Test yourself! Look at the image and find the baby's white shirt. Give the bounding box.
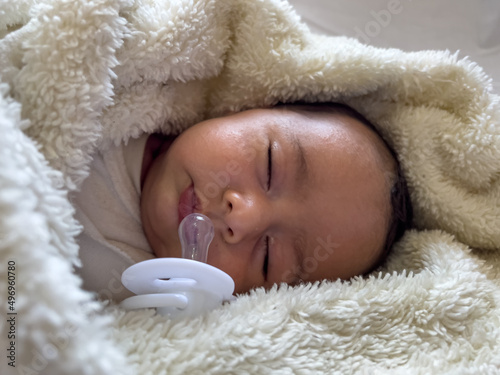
[73,135,154,301]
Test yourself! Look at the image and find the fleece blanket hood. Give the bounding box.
[1,0,499,374]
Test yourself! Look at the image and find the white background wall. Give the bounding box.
[288,0,500,94]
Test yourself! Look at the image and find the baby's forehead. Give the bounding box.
[270,106,396,181]
[289,105,392,150]
[272,104,362,130]
[271,106,374,144]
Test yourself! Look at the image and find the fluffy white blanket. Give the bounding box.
[1,0,500,374]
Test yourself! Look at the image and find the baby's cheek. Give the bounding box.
[277,266,301,285]
[206,242,232,276]
[206,244,250,294]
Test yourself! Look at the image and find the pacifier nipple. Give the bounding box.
[178,213,214,263]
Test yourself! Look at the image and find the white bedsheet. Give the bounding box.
[289,0,500,94]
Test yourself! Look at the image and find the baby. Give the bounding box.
[73,103,412,300]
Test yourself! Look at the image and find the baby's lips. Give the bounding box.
[178,184,195,224]
[193,188,203,212]
[178,202,192,221]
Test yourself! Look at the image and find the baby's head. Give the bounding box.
[141,103,412,293]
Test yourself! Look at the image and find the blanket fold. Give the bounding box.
[1,0,499,374]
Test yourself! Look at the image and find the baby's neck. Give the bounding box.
[141,133,175,189]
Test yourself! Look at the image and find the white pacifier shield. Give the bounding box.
[121,258,234,298]
[120,258,235,317]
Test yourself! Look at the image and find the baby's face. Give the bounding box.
[141,107,392,294]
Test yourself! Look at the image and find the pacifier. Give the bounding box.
[120,213,235,319]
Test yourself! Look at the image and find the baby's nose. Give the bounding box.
[221,189,267,244]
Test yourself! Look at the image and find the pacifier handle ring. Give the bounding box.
[121,293,189,311]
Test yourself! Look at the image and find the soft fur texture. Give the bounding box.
[0,0,499,374]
